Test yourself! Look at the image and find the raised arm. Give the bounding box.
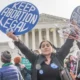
[7,32,38,64]
[57,38,74,62]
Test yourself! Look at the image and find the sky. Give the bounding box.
[0,0,80,42]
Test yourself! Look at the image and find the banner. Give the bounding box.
[58,6,80,41]
[0,1,39,35]
[70,6,80,28]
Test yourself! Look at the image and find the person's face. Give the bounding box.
[40,41,53,56]
[70,56,73,61]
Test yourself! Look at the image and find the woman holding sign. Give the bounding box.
[6,32,75,80]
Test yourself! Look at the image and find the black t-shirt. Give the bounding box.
[37,62,61,80]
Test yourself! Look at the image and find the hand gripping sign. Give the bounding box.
[0,1,39,35]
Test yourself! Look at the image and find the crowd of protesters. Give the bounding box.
[0,32,80,80]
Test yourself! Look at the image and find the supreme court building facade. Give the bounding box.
[0,13,72,66]
[19,13,69,50]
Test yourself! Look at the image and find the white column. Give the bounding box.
[60,38,64,46]
[25,33,29,47]
[39,29,42,44]
[32,29,35,50]
[46,28,49,41]
[53,28,57,47]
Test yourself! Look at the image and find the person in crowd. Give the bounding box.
[0,50,23,80]
[66,55,77,73]
[65,55,77,80]
[70,42,80,80]
[64,58,69,67]
[21,56,32,80]
[6,32,74,80]
[14,56,31,80]
[75,50,80,80]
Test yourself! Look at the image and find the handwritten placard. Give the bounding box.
[0,1,39,35]
[70,6,80,28]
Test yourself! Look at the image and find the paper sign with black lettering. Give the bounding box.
[70,6,80,28]
[0,1,39,35]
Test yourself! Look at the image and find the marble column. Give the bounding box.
[46,28,50,41]
[25,33,29,47]
[32,29,35,50]
[60,37,64,46]
[39,29,42,44]
[53,28,57,47]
